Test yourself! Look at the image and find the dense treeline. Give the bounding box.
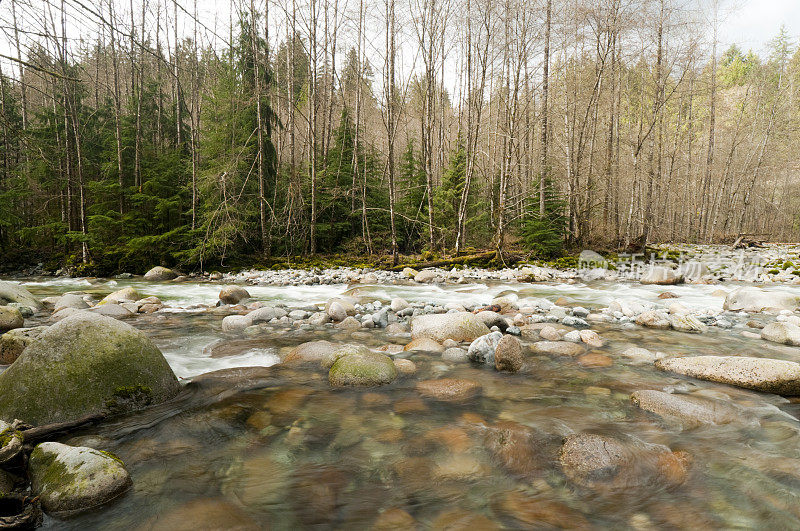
[0,0,799,273]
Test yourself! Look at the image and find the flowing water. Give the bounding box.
[9,276,800,529]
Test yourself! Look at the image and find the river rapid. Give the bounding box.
[7,272,800,529]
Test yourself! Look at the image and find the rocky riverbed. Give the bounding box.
[3,245,800,528]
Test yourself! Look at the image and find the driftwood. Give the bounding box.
[732,234,766,249]
[388,251,500,272]
[20,412,107,444]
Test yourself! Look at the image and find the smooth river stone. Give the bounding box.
[631,389,755,427]
[655,355,800,395]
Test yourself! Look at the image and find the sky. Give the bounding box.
[719,0,800,53]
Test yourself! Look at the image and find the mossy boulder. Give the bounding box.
[29,442,131,518]
[329,351,397,387]
[0,312,181,426]
[0,281,41,312]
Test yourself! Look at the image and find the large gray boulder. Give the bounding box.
[0,281,41,312]
[655,355,800,395]
[0,306,23,332]
[723,287,799,313]
[53,294,89,311]
[411,312,490,343]
[29,442,131,517]
[143,266,178,281]
[0,312,181,426]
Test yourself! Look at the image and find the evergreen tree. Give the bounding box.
[397,139,427,252]
[520,174,566,258]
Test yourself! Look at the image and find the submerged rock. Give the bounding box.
[142,498,259,531]
[29,442,131,518]
[0,326,47,365]
[328,351,397,387]
[143,266,178,281]
[411,312,490,343]
[484,421,550,478]
[492,491,590,528]
[655,355,800,395]
[631,390,754,428]
[416,378,482,402]
[403,337,444,353]
[0,312,180,426]
[559,432,687,492]
[723,287,799,313]
[0,306,23,332]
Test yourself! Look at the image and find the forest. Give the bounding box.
[0,0,799,273]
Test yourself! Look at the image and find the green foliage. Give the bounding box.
[520,174,566,258]
[397,139,428,252]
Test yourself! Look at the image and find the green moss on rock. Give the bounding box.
[0,312,180,426]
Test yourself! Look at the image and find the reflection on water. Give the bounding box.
[7,276,800,528]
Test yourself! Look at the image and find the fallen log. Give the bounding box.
[388,251,500,272]
[20,412,106,444]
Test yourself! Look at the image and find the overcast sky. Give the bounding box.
[719,0,800,52]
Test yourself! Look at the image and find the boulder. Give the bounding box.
[285,340,337,363]
[324,298,356,316]
[0,306,23,332]
[218,285,250,305]
[0,420,23,464]
[484,421,551,479]
[326,301,348,322]
[467,331,503,364]
[0,281,41,311]
[403,337,444,353]
[54,294,90,311]
[494,335,523,372]
[328,351,397,387]
[0,326,47,365]
[29,442,131,517]
[668,314,708,333]
[321,344,371,369]
[723,287,799,313]
[655,355,800,395]
[390,298,410,312]
[0,312,181,426]
[101,287,140,304]
[442,347,468,362]
[143,266,178,281]
[221,315,252,332]
[635,311,671,329]
[640,266,683,285]
[89,303,134,319]
[761,322,800,346]
[247,306,286,324]
[411,312,490,343]
[474,311,508,331]
[630,390,754,428]
[539,325,562,341]
[530,341,585,357]
[414,270,439,283]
